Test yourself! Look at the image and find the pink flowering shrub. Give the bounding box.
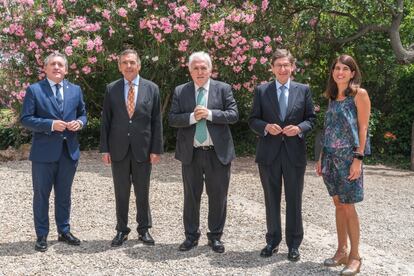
[1,1,304,117]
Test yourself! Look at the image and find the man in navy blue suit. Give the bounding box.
[21,52,87,252]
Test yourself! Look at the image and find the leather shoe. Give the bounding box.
[260,244,279,257]
[288,248,300,262]
[208,239,225,253]
[111,232,128,247]
[58,232,80,246]
[35,236,48,252]
[138,232,155,245]
[178,239,198,251]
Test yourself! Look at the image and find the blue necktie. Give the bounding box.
[195,87,207,144]
[55,83,63,112]
[279,85,287,120]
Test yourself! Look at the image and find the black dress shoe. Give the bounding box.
[138,232,155,245]
[260,244,279,257]
[58,232,80,246]
[208,239,225,253]
[35,236,48,252]
[111,232,128,247]
[288,248,300,262]
[178,239,198,251]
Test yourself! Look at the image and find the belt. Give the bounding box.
[194,146,214,151]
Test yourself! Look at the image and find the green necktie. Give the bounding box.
[195,87,207,143]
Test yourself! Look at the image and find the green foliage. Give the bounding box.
[79,117,101,150]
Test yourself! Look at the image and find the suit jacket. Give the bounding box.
[248,80,316,166]
[20,79,87,162]
[169,79,238,165]
[99,77,163,162]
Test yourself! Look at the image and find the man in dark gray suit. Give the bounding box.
[249,49,315,261]
[100,49,163,247]
[169,51,238,253]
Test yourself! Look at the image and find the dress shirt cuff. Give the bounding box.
[51,120,55,131]
[298,126,303,138]
[207,110,212,121]
[77,120,84,130]
[189,112,197,125]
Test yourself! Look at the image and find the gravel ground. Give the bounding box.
[0,151,413,275]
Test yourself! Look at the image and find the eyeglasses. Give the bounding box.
[273,63,292,69]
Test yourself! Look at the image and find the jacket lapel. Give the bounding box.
[40,79,61,114]
[265,81,281,121]
[134,78,147,117]
[114,79,129,118]
[207,79,215,109]
[286,81,298,119]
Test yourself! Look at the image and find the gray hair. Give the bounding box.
[188,51,212,70]
[44,52,68,70]
[118,49,141,65]
[271,48,296,65]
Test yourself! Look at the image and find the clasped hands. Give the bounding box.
[194,105,209,121]
[265,123,301,136]
[53,120,81,132]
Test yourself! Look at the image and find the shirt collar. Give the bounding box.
[195,79,210,92]
[47,78,63,88]
[275,79,290,90]
[124,75,140,87]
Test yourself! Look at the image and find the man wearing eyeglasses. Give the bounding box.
[169,51,238,253]
[249,49,316,261]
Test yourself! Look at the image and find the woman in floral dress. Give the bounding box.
[316,55,371,276]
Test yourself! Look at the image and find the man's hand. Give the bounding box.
[194,105,209,121]
[102,153,111,165]
[66,120,81,131]
[150,153,160,164]
[52,120,67,132]
[282,125,301,136]
[265,123,282,136]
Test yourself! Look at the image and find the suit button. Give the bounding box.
[127,133,130,136]
[129,120,132,123]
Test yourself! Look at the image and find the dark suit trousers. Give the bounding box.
[258,144,305,249]
[32,141,77,237]
[182,148,230,241]
[111,147,152,234]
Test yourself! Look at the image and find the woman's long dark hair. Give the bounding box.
[324,55,362,100]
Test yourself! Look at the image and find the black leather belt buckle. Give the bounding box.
[195,146,214,151]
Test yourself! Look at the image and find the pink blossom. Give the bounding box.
[82,66,91,74]
[261,0,269,12]
[178,40,189,52]
[243,14,255,24]
[94,36,103,52]
[309,18,317,28]
[263,36,271,44]
[232,66,242,73]
[251,40,263,49]
[86,39,95,51]
[174,24,186,33]
[186,13,201,31]
[264,45,272,54]
[260,57,268,64]
[249,57,257,65]
[35,29,43,40]
[160,17,172,34]
[128,0,137,10]
[275,35,283,43]
[210,19,225,35]
[109,26,115,37]
[47,16,55,27]
[199,0,209,9]
[174,6,189,19]
[117,7,128,17]
[64,46,73,56]
[70,63,77,69]
[83,22,101,32]
[153,33,163,42]
[233,83,241,91]
[168,2,177,10]
[102,9,111,20]
[88,56,97,64]
[72,38,80,48]
[62,33,71,42]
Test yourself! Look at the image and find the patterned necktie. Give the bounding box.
[279,85,287,120]
[55,83,63,112]
[195,87,207,144]
[127,81,135,118]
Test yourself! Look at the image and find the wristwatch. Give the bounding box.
[353,152,364,160]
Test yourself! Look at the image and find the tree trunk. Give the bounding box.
[411,121,414,171]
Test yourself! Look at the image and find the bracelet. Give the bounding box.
[353,152,364,160]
